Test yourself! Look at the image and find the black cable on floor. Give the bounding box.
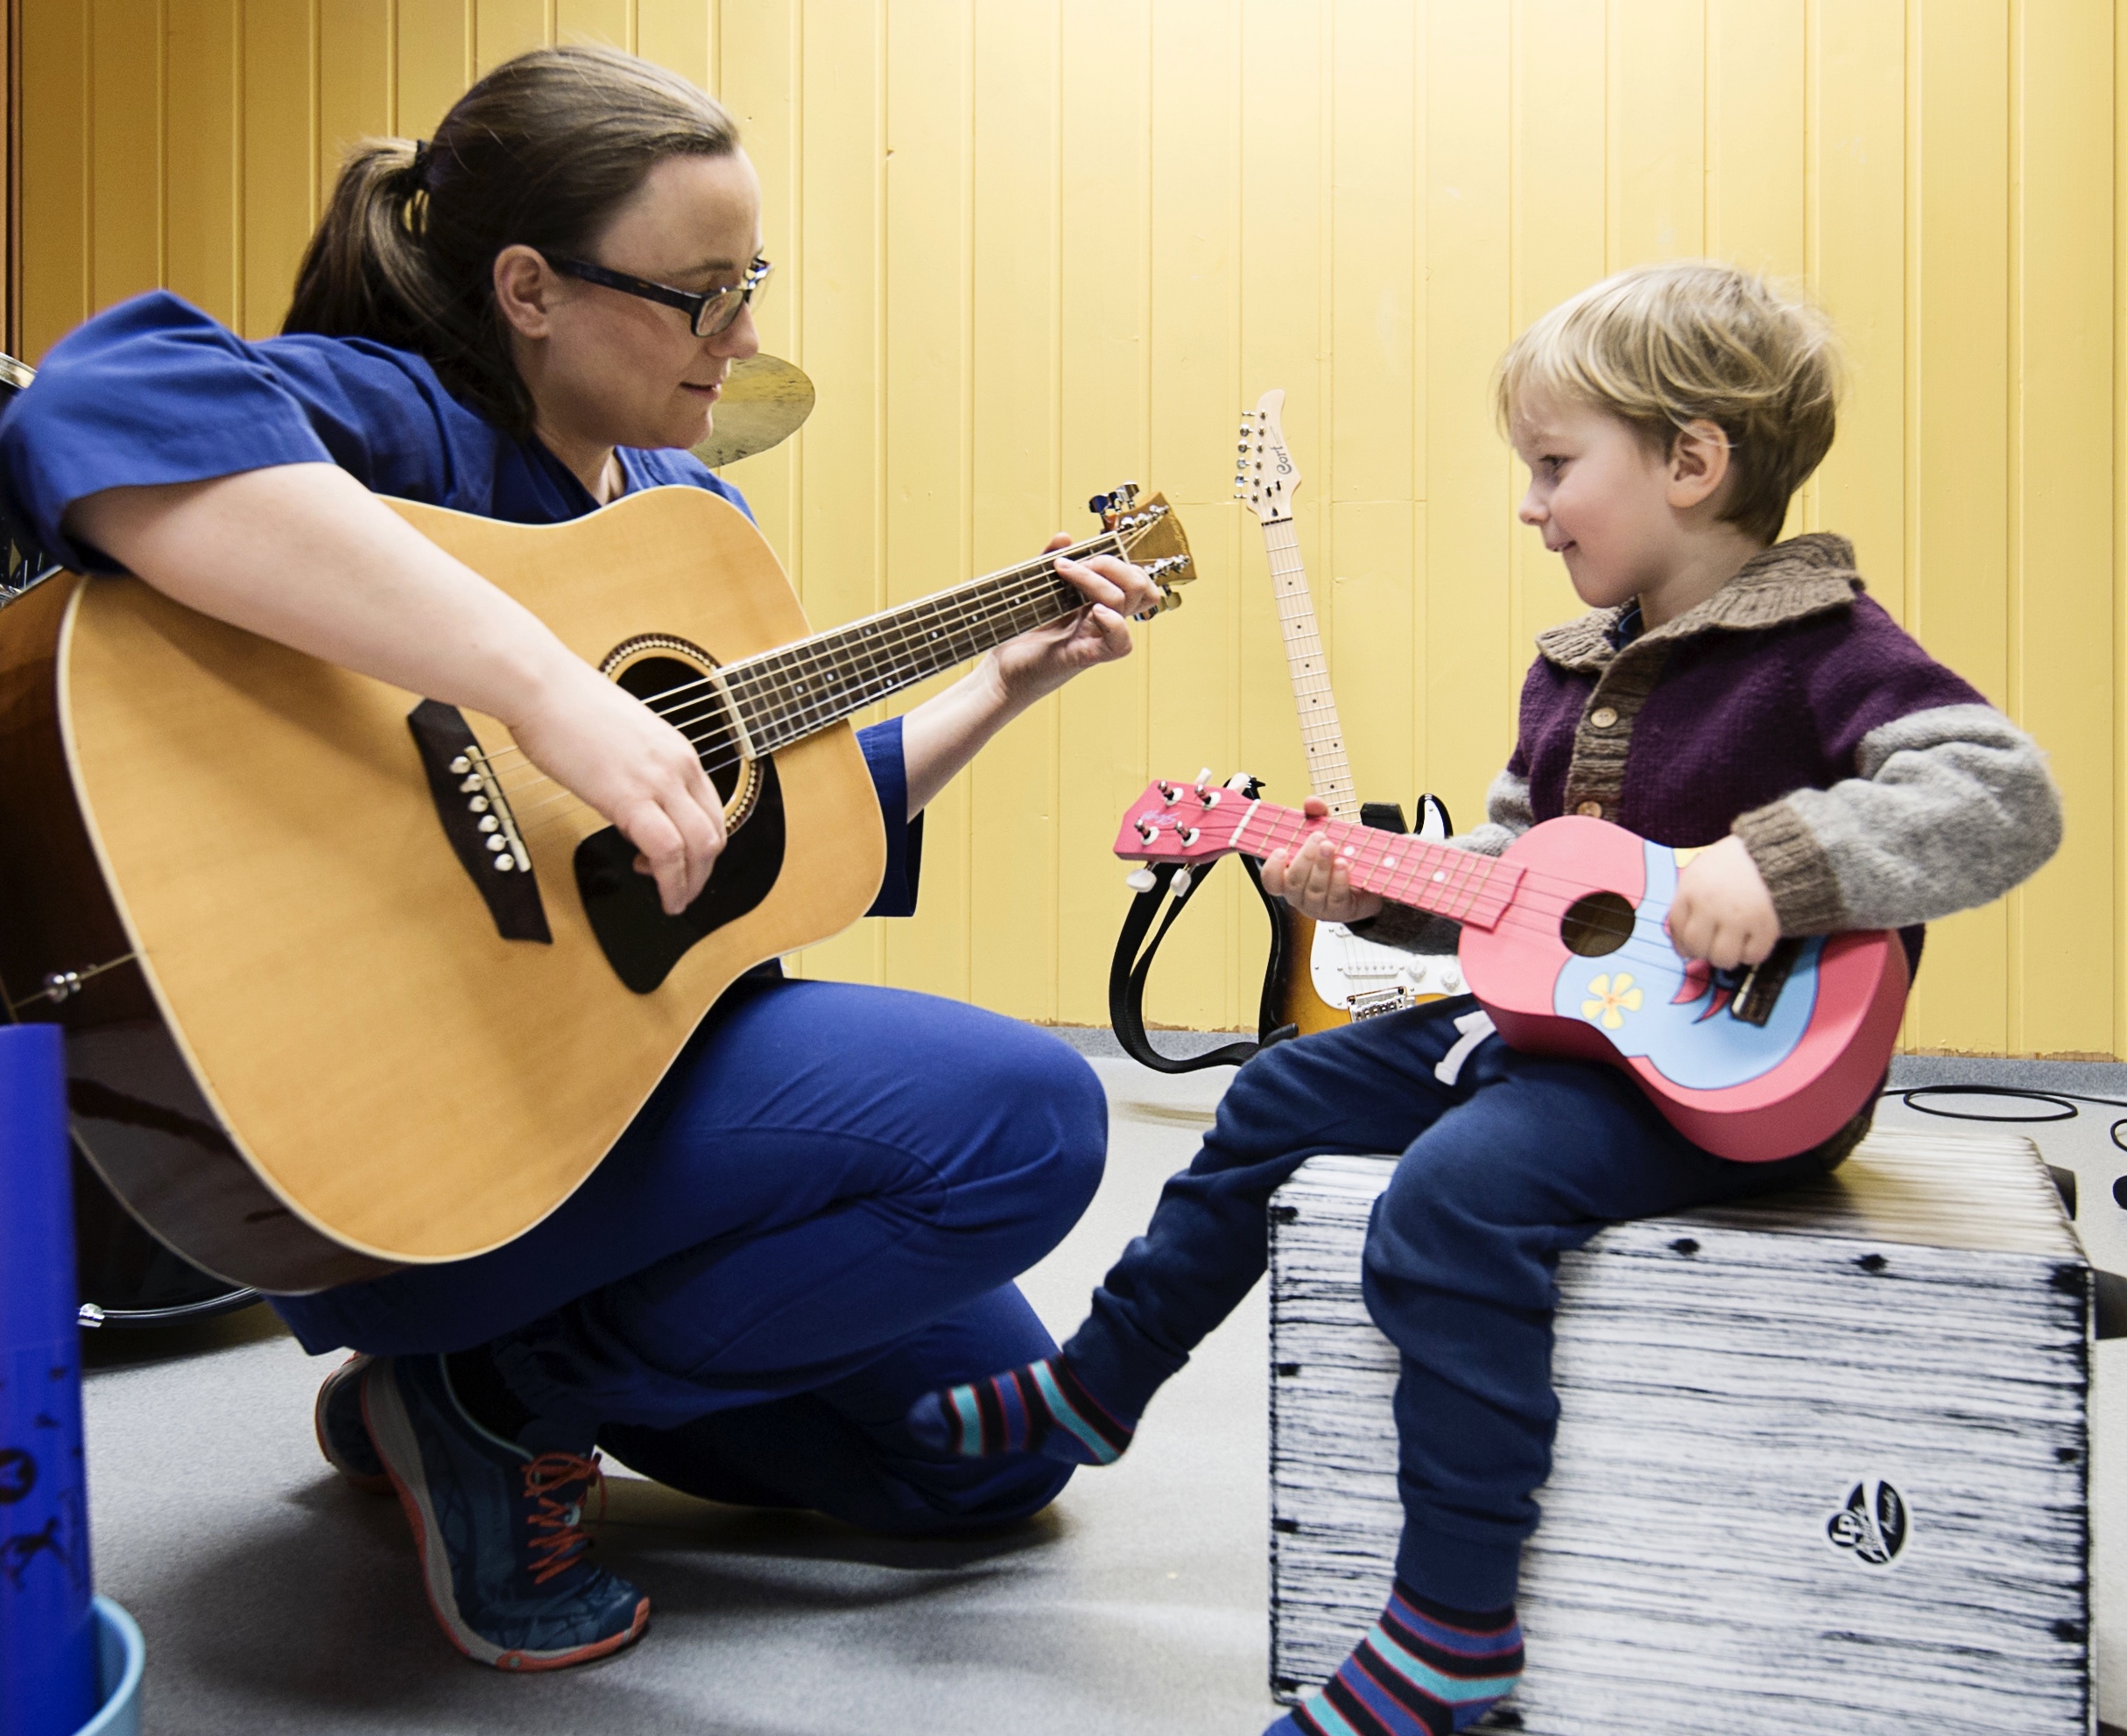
[1879,1082,2127,1337]
[1880,1083,2127,1201]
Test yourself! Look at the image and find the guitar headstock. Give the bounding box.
[1235,389,1300,525]
[1088,482,1194,615]
[1115,775,1252,863]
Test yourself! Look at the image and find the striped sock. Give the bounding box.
[1268,1582,1523,1736]
[903,1354,1137,1466]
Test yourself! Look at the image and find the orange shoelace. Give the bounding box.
[521,1451,607,1585]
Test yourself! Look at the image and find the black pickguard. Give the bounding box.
[574,756,786,994]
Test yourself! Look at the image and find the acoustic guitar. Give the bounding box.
[1234,391,1465,1030]
[1116,777,1907,1162]
[0,482,1193,1291]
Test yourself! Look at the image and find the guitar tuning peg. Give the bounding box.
[1125,867,1158,894]
[1171,868,1193,898]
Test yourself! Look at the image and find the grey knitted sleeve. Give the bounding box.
[1349,770,1534,953]
[1731,703,2063,933]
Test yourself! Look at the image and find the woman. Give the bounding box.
[0,46,1153,1671]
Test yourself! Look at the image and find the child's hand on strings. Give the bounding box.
[1261,797,1384,924]
[1666,834,1779,970]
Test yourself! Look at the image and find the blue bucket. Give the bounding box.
[71,1597,144,1736]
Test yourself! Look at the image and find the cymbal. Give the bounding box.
[691,354,815,469]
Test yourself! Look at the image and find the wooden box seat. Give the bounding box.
[1266,1128,2091,1735]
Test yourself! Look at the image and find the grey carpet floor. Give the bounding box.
[78,1048,2127,1734]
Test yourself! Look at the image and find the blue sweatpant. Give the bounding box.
[272,977,1107,1536]
[1061,996,1835,1611]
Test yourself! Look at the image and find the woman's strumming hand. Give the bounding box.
[1666,833,1779,970]
[1261,798,1384,925]
[67,466,728,919]
[503,657,727,917]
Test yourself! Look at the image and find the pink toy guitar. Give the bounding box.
[1116,777,1909,1162]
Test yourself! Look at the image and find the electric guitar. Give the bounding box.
[1235,390,1464,1027]
[0,482,1194,1290]
[1116,777,1907,1162]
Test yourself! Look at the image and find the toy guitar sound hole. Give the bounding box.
[1560,890,1635,957]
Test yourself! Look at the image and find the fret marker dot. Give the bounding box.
[1384,856,1398,868]
[1433,870,1447,882]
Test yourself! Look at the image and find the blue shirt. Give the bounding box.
[0,291,920,914]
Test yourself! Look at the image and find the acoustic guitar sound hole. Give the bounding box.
[613,651,757,827]
[1560,890,1635,958]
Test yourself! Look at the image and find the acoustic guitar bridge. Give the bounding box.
[407,699,552,944]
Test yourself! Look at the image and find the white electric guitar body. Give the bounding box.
[1307,795,1468,1013]
[1236,390,1461,1030]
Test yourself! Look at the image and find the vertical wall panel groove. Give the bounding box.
[15,0,2123,1056]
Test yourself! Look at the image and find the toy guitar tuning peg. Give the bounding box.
[1171,868,1193,898]
[1125,867,1158,894]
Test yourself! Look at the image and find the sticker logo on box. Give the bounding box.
[1826,1476,1912,1569]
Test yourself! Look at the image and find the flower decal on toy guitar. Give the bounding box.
[1581,973,1643,1030]
[1551,840,1826,1091]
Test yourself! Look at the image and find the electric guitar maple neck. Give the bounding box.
[1238,390,1357,820]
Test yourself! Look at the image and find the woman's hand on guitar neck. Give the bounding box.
[1261,797,1385,924]
[987,533,1162,706]
[900,534,1160,817]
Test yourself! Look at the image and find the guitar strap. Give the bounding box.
[1106,791,1450,1072]
[1107,791,1300,1073]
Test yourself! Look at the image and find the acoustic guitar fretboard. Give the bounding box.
[676,531,1129,763]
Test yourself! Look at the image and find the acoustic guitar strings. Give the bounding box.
[494,557,1082,811]
[474,547,1083,787]
[480,552,1104,833]
[497,550,1114,839]
[472,527,1129,784]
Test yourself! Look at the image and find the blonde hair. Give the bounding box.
[1495,261,1842,545]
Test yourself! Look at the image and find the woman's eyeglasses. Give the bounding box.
[546,254,772,338]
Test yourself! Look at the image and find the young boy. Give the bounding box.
[907,262,2063,1735]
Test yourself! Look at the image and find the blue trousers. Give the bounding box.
[273,977,1107,1536]
[1062,996,1835,1611]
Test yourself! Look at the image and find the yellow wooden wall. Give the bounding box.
[16,2,2124,1058]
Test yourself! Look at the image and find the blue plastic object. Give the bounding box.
[72,1597,144,1736]
[0,1023,100,1736]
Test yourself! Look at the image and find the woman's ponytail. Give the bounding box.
[286,139,454,363]
[284,46,740,434]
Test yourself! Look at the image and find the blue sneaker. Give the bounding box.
[361,1353,649,1670]
[313,1354,391,1494]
